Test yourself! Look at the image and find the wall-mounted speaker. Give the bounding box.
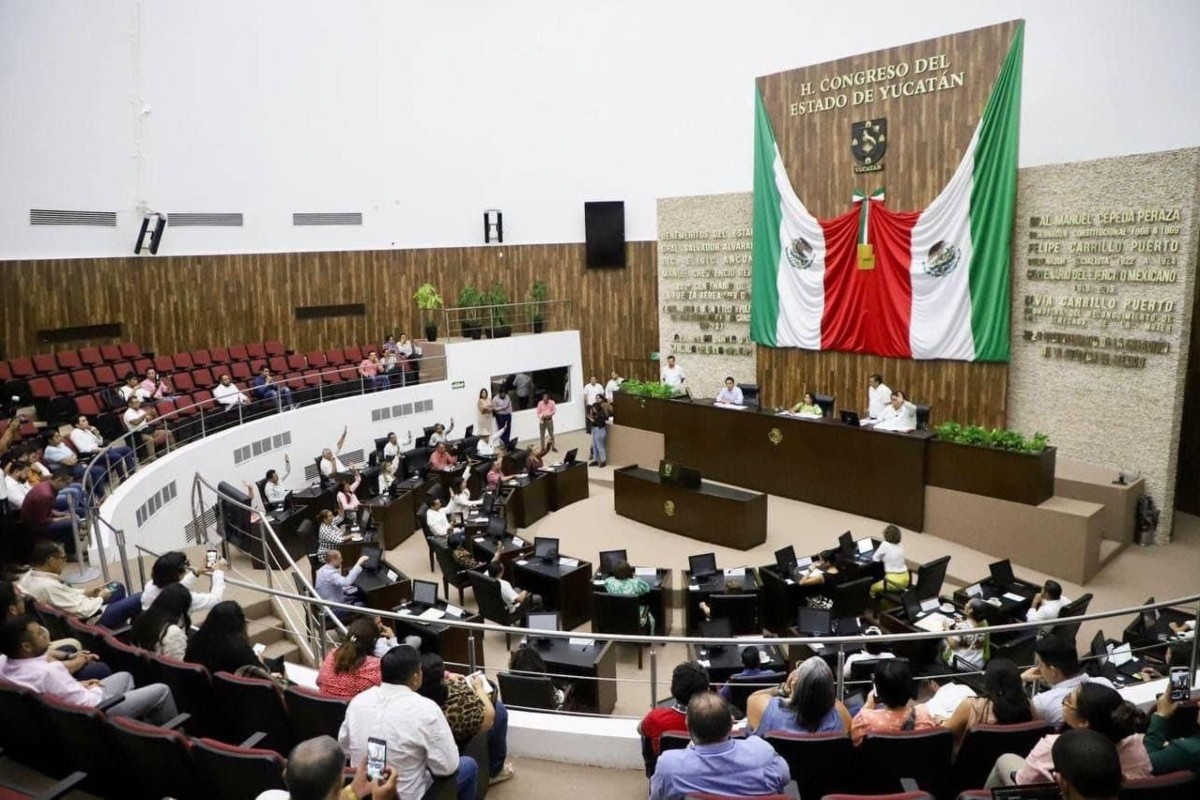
[584,201,626,268]
[135,213,167,255]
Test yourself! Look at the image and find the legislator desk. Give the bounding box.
[354,562,411,612]
[688,640,788,683]
[513,555,594,631]
[290,484,337,515]
[519,636,616,715]
[542,461,589,511]
[613,466,767,550]
[951,573,1039,621]
[469,533,534,578]
[362,492,416,550]
[592,566,673,636]
[392,603,485,673]
[683,569,761,636]
[502,473,552,529]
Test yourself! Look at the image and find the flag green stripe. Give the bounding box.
[750,86,782,347]
[968,22,1023,362]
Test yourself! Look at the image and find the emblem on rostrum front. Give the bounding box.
[768,428,783,446]
[663,500,676,517]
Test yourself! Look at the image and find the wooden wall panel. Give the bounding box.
[2,243,658,386]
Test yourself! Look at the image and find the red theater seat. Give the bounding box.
[71,369,97,392]
[93,364,117,385]
[246,343,266,359]
[153,355,174,374]
[306,351,327,369]
[264,340,285,357]
[32,354,57,374]
[99,344,122,362]
[50,373,77,396]
[190,349,212,367]
[228,344,249,361]
[118,342,142,359]
[56,350,82,371]
[9,357,34,378]
[209,346,230,362]
[286,353,306,371]
[172,352,194,371]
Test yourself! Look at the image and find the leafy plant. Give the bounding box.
[526,279,549,322]
[413,283,443,318]
[620,378,680,399]
[486,281,509,327]
[935,421,1050,454]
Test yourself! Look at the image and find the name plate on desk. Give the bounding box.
[386,569,399,582]
[444,604,464,618]
[560,557,580,568]
[512,537,525,546]
[634,567,657,577]
[569,637,594,647]
[724,567,746,577]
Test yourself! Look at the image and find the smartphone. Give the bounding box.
[1169,666,1191,702]
[366,737,388,780]
[252,642,266,657]
[205,549,217,569]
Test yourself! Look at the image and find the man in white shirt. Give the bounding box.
[382,431,404,461]
[874,391,917,432]
[118,373,144,402]
[43,430,108,491]
[583,376,605,407]
[715,377,744,405]
[867,373,892,419]
[605,370,623,402]
[485,560,538,616]
[263,456,291,506]
[213,374,250,409]
[122,396,165,461]
[339,645,477,800]
[3,459,32,509]
[257,736,397,800]
[842,628,897,678]
[428,419,454,447]
[1026,580,1069,631]
[424,497,461,541]
[19,540,143,628]
[70,415,135,479]
[661,355,686,391]
[320,426,349,479]
[1023,635,1112,726]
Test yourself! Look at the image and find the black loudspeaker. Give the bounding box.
[134,214,167,255]
[584,201,626,268]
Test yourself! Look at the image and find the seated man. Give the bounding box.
[118,372,143,402]
[19,469,78,555]
[319,426,349,480]
[19,540,142,628]
[874,390,917,432]
[382,431,405,461]
[715,376,744,405]
[486,559,539,618]
[339,645,477,800]
[1051,729,1123,800]
[650,692,790,800]
[213,373,251,409]
[0,580,112,681]
[428,420,455,447]
[639,661,712,757]
[70,415,135,480]
[42,430,108,493]
[253,366,296,408]
[429,442,458,472]
[358,351,390,392]
[1023,634,1111,726]
[122,395,169,461]
[315,549,370,621]
[2,456,31,510]
[1026,579,1069,632]
[425,496,462,542]
[139,368,176,401]
[262,456,291,508]
[0,614,178,724]
[257,735,397,800]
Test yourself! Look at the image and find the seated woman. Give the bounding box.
[316,617,382,699]
[486,460,506,491]
[185,601,276,677]
[603,560,654,634]
[377,457,398,495]
[869,524,910,598]
[791,392,823,417]
[419,653,513,786]
[1143,688,1200,774]
[747,656,851,735]
[941,658,1032,750]
[129,583,192,661]
[989,683,1150,787]
[141,549,226,613]
[850,659,937,745]
[941,598,991,670]
[798,550,843,610]
[507,646,566,710]
[316,508,353,558]
[444,477,479,519]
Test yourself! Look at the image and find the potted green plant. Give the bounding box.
[487,281,512,338]
[413,283,443,341]
[458,286,483,340]
[928,421,1055,505]
[526,279,549,333]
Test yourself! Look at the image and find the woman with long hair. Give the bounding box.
[184,600,263,675]
[316,616,382,699]
[417,653,513,785]
[141,549,225,613]
[747,656,851,735]
[129,583,192,660]
[941,598,992,669]
[476,388,492,436]
[942,658,1032,747]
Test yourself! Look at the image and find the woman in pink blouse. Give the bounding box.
[850,659,937,745]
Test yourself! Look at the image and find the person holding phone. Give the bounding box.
[140,550,226,614]
[259,735,397,800]
[418,653,514,786]
[1142,681,1200,774]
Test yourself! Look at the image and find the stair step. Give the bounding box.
[263,639,300,662]
[248,615,286,647]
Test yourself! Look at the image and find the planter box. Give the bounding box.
[612,392,673,433]
[926,440,1056,505]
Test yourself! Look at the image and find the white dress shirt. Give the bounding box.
[426,506,452,538]
[874,401,917,432]
[446,489,477,517]
[868,383,892,419]
[140,570,226,613]
[383,441,401,460]
[1033,674,1112,726]
[19,569,104,619]
[1026,596,1070,629]
[264,479,290,506]
[320,455,347,477]
[498,577,521,609]
[213,382,248,407]
[69,427,104,455]
[315,562,365,604]
[715,387,744,405]
[123,407,150,432]
[583,382,604,406]
[661,364,686,389]
[339,684,460,800]
[5,475,31,508]
[843,650,896,678]
[872,541,907,573]
[605,378,622,402]
[378,469,398,495]
[43,443,76,466]
[429,432,446,446]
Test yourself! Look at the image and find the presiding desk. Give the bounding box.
[519,636,617,715]
[613,466,767,551]
[514,555,594,631]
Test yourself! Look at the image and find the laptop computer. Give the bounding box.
[534,536,560,563]
[838,531,855,559]
[409,579,439,611]
[839,410,861,426]
[774,545,798,573]
[688,552,718,580]
[797,607,832,636]
[562,448,578,465]
[599,549,628,576]
[988,559,1016,589]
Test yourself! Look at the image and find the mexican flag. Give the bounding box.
[750,24,1023,361]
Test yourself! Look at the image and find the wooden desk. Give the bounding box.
[363,492,416,550]
[614,466,767,550]
[354,562,411,611]
[291,485,337,515]
[545,462,589,510]
[514,556,594,631]
[591,567,673,636]
[951,577,1039,622]
[469,534,534,580]
[521,637,616,715]
[391,604,485,674]
[503,474,552,530]
[687,642,788,683]
[683,570,761,636]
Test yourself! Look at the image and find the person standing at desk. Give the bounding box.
[870,525,910,597]
[536,392,557,452]
[583,376,604,407]
[320,426,349,480]
[605,370,623,402]
[867,373,892,420]
[336,470,363,528]
[603,560,654,634]
[476,389,493,436]
[263,456,291,508]
[492,389,513,447]
[874,391,917,432]
[715,377,743,405]
[660,355,685,392]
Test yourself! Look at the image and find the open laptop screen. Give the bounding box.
[688,553,718,578]
[599,549,627,575]
[412,579,438,608]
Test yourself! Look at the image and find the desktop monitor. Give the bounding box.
[833,616,861,636]
[901,590,923,621]
[486,515,507,540]
[563,448,578,464]
[774,545,797,572]
[480,490,498,517]
[698,617,732,640]
[599,549,628,575]
[361,545,383,573]
[534,536,560,562]
[464,424,474,438]
[688,552,718,579]
[797,607,832,636]
[988,559,1015,588]
[838,531,855,558]
[526,611,560,632]
[412,579,438,608]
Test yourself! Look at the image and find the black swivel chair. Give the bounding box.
[432,538,484,605]
[915,404,932,430]
[814,393,836,418]
[592,592,648,668]
[708,594,759,635]
[1050,593,1094,646]
[830,576,875,620]
[879,555,951,608]
[466,572,522,649]
[736,384,759,407]
[496,672,557,711]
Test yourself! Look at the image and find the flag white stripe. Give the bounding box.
[772,149,825,349]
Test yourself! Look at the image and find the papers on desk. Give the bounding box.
[964,584,983,597]
[474,536,485,543]
[635,567,657,577]
[914,612,953,633]
[569,637,594,647]
[418,607,445,621]
[1110,642,1135,666]
[714,402,748,410]
[386,569,399,583]
[560,557,580,568]
[1002,592,1026,603]
[515,559,529,566]
[697,659,711,668]
[724,567,746,577]
[512,537,525,547]
[785,578,795,585]
[593,579,606,587]
[537,466,556,473]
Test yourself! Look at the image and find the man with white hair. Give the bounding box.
[319,426,349,479]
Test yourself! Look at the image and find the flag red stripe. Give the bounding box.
[819,208,866,351]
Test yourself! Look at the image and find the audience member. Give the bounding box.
[867,373,892,419]
[397,334,416,358]
[604,370,623,402]
[507,646,566,709]
[253,366,296,408]
[603,560,654,634]
[319,426,349,479]
[70,414,135,479]
[358,351,390,392]
[747,656,850,735]
[587,397,610,467]
[42,430,108,493]
[2,456,31,509]
[475,389,492,436]
[491,389,513,446]
[536,392,557,452]
[118,372,142,402]
[315,549,369,620]
[428,420,454,446]
[869,524,909,597]
[418,653,514,786]
[715,376,744,405]
[339,645,477,800]
[1052,729,1124,800]
[639,661,711,755]
[19,540,141,627]
[0,580,111,680]
[650,692,790,800]
[263,456,292,507]
[213,374,251,409]
[660,355,685,391]
[0,614,178,724]
[942,658,1033,749]
[122,396,167,461]
[941,597,991,669]
[141,549,226,613]
[317,617,383,699]
[1023,635,1112,726]
[430,442,458,471]
[185,600,275,677]
[128,583,192,660]
[19,469,77,553]
[139,368,175,401]
[256,735,397,800]
[988,682,1149,787]
[1142,687,1200,774]
[1026,579,1069,631]
[850,659,937,745]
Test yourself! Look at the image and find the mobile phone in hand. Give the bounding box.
[205,549,217,569]
[1169,667,1191,702]
[366,737,388,780]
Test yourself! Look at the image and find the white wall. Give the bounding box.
[2,0,1199,259]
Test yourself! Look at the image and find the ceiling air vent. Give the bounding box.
[293,212,363,226]
[30,209,117,227]
[170,212,244,227]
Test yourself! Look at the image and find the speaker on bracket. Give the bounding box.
[584,201,625,268]
[484,209,503,244]
[134,212,167,255]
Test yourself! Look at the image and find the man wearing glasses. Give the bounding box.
[17,539,142,629]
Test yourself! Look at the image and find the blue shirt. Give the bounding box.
[753,696,844,735]
[718,667,774,701]
[315,562,363,603]
[650,737,790,800]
